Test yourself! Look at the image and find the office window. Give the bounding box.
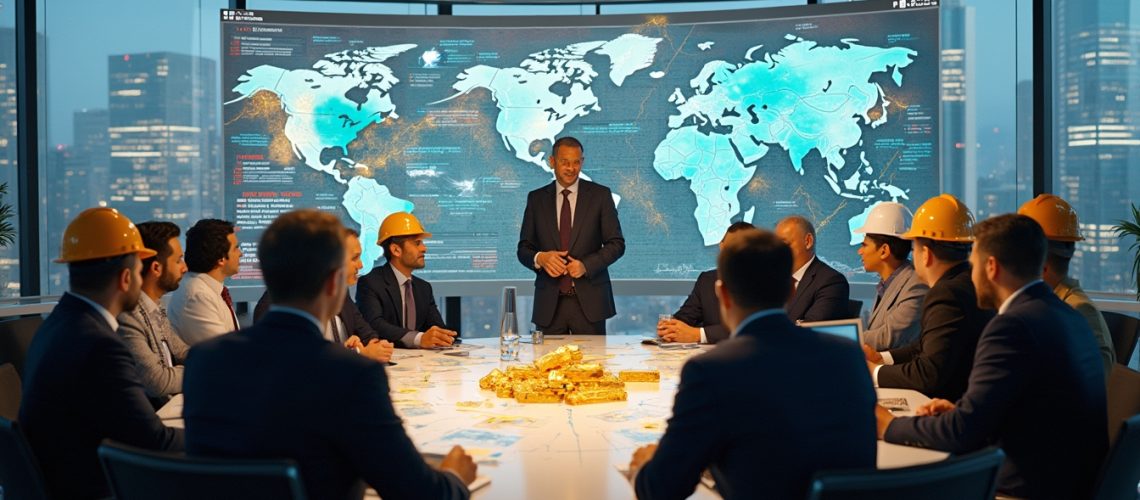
[0,4,20,297]
[1052,0,1139,295]
[249,1,436,15]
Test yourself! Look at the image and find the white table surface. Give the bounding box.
[160,335,948,498]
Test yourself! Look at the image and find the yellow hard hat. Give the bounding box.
[377,212,431,244]
[900,194,975,242]
[55,207,157,263]
[1017,194,1083,242]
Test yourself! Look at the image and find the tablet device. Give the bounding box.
[799,318,863,343]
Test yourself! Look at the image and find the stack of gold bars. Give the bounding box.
[478,344,660,405]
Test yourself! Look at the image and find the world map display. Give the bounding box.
[221,1,939,283]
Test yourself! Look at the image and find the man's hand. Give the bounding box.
[628,444,658,479]
[565,255,587,279]
[657,319,700,343]
[438,445,478,485]
[344,335,365,351]
[536,250,569,278]
[915,398,955,417]
[419,326,458,348]
[360,339,394,363]
[874,404,894,439]
[862,343,884,364]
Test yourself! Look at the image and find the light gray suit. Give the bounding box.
[117,294,190,402]
[862,261,927,350]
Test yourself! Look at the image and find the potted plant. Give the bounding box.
[1114,202,1140,301]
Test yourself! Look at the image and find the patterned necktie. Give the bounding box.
[559,188,573,294]
[220,286,239,330]
[403,280,416,331]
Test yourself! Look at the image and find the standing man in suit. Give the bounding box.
[255,227,395,363]
[656,221,754,344]
[853,202,928,350]
[1019,194,1115,377]
[517,136,626,334]
[20,208,184,499]
[864,194,994,401]
[118,221,191,408]
[878,214,1107,499]
[168,218,243,345]
[184,209,476,500]
[776,215,850,322]
[630,228,876,499]
[357,212,457,348]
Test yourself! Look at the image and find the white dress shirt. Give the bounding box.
[792,256,815,291]
[392,267,427,348]
[167,272,239,346]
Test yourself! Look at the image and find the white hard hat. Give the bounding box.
[853,202,914,238]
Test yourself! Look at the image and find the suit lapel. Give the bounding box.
[869,266,907,326]
[568,181,588,251]
[789,260,817,314]
[381,264,403,323]
[539,183,559,249]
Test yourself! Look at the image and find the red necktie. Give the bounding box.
[559,189,573,294]
[220,286,239,330]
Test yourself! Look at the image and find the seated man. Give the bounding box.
[184,209,475,500]
[630,228,876,500]
[254,228,394,363]
[356,212,457,349]
[657,221,754,344]
[118,221,192,408]
[21,208,183,499]
[853,202,927,350]
[168,218,243,345]
[878,214,1107,499]
[775,215,851,322]
[865,194,994,401]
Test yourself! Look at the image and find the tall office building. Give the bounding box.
[107,51,220,225]
[1054,0,1139,293]
[940,0,977,210]
[0,28,21,296]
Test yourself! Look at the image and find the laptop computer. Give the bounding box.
[799,318,863,344]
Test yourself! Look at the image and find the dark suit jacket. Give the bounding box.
[517,180,625,327]
[878,262,994,401]
[673,270,728,343]
[635,313,877,500]
[19,293,184,499]
[885,283,1107,499]
[786,257,851,322]
[183,311,468,500]
[356,263,446,348]
[254,291,380,344]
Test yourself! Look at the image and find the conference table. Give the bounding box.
[159,335,948,498]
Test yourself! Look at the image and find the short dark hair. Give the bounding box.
[717,228,793,310]
[779,215,816,239]
[914,238,971,263]
[381,235,412,261]
[866,234,912,261]
[136,221,181,270]
[551,136,584,156]
[258,210,346,303]
[68,253,138,294]
[973,214,1047,281]
[725,221,755,234]
[185,219,235,273]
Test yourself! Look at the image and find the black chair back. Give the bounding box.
[98,440,307,500]
[0,362,20,422]
[0,314,44,377]
[1093,414,1140,500]
[1107,365,1140,445]
[0,416,48,500]
[807,447,1004,500]
[1103,311,1139,366]
[847,300,863,320]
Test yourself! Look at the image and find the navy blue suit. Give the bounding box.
[183,310,468,500]
[786,258,851,322]
[356,263,447,347]
[885,282,1107,499]
[673,270,729,343]
[19,293,184,499]
[635,312,877,500]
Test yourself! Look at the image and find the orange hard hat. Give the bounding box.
[1017,194,1083,242]
[377,212,431,244]
[55,207,157,263]
[900,194,975,242]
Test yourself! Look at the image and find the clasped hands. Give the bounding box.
[537,250,586,279]
[344,335,395,363]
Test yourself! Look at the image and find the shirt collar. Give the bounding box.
[189,272,225,293]
[268,305,323,333]
[138,293,162,315]
[67,291,119,331]
[555,179,580,195]
[879,260,909,290]
[391,266,411,287]
[998,279,1044,315]
[792,256,816,283]
[731,308,786,338]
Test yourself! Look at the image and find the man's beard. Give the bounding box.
[158,271,181,294]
